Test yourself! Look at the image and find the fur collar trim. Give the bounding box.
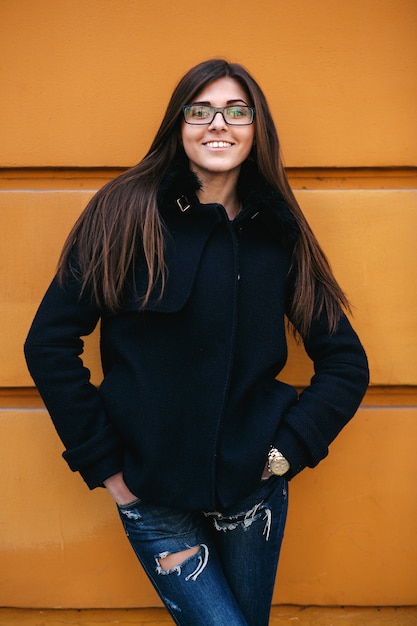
[158,155,299,246]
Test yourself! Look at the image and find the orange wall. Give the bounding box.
[1,0,417,609]
[1,0,416,168]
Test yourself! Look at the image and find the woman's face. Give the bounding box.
[181,77,255,181]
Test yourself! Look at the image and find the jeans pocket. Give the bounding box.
[117,497,141,510]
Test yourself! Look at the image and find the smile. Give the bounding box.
[204,141,233,148]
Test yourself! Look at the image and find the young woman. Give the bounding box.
[24,59,369,625]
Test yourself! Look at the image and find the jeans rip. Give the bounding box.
[204,475,286,542]
[155,543,209,581]
[204,499,272,540]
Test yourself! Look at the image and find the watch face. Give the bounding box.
[269,451,290,476]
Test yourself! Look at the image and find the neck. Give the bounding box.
[194,169,241,220]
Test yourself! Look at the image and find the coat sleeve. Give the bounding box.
[272,310,369,479]
[24,268,124,489]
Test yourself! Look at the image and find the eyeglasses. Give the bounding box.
[183,104,255,126]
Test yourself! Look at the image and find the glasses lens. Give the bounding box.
[183,105,254,125]
[184,105,213,124]
[224,106,254,125]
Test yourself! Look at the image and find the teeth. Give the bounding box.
[205,141,232,148]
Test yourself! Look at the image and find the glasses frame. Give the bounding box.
[183,105,255,126]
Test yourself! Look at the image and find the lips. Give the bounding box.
[203,141,233,148]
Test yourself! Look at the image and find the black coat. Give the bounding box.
[24,161,369,510]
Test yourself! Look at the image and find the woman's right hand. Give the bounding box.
[103,472,138,505]
[261,460,272,480]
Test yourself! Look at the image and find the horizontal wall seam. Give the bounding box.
[0,189,99,193]
[1,188,416,194]
[0,408,47,413]
[359,405,417,410]
[294,188,417,191]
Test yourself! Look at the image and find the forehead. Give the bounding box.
[192,77,249,104]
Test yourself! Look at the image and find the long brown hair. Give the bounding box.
[58,58,349,338]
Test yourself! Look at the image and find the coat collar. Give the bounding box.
[157,154,300,246]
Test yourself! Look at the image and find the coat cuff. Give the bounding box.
[62,424,124,489]
[78,450,124,490]
[272,407,329,480]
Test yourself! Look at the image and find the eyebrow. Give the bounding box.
[191,99,249,106]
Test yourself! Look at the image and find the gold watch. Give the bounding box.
[268,447,290,476]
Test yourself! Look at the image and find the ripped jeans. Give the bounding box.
[117,475,288,626]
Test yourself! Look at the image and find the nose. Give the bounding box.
[208,110,228,129]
